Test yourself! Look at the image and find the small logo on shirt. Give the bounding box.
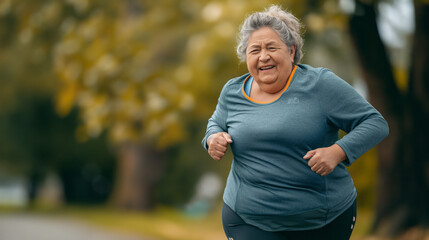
[287,97,300,104]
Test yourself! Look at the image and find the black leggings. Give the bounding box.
[222,200,356,240]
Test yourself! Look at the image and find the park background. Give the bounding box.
[1,0,428,239]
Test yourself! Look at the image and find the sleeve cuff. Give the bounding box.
[202,132,216,151]
[335,140,355,166]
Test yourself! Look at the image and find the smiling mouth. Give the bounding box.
[259,66,275,71]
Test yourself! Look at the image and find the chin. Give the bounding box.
[259,76,278,84]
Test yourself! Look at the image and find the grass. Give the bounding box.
[0,202,225,240]
[1,203,376,240]
[70,206,376,240]
[63,204,225,240]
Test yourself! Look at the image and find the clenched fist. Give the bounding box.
[207,132,233,161]
[303,144,347,176]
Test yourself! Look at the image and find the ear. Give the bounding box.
[289,45,296,62]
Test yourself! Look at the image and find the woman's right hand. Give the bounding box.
[207,132,233,161]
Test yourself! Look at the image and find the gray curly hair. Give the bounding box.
[236,5,304,64]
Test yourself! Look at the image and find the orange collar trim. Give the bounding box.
[242,65,297,104]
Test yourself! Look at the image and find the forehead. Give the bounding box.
[248,27,284,46]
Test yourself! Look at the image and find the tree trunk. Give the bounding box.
[349,0,429,236]
[111,142,164,210]
[408,1,429,228]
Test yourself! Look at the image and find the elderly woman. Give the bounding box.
[202,5,388,240]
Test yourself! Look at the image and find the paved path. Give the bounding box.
[0,213,152,240]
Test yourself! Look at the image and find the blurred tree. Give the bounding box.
[53,0,287,210]
[0,0,70,202]
[0,0,116,205]
[349,0,429,236]
[3,0,297,210]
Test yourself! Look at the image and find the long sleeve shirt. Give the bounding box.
[202,64,389,231]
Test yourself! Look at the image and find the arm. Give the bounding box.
[305,69,389,175]
[202,82,233,160]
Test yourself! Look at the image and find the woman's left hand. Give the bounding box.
[303,144,347,176]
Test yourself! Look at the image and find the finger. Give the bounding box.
[214,149,226,157]
[210,151,224,161]
[213,144,227,153]
[303,150,316,160]
[312,161,326,173]
[222,132,233,143]
[209,147,226,156]
[311,164,321,173]
[320,165,334,176]
[214,136,229,147]
[316,167,325,175]
[320,169,330,176]
[208,143,225,154]
[307,154,319,168]
[308,158,316,167]
[214,151,226,160]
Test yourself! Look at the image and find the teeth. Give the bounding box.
[260,66,274,70]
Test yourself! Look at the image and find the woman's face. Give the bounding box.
[246,27,295,93]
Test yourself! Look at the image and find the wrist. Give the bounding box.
[207,134,215,146]
[333,144,347,163]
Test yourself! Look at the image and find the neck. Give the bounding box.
[254,76,289,94]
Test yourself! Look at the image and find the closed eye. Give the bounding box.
[248,49,260,54]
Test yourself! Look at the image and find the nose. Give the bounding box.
[259,49,270,62]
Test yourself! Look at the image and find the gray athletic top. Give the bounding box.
[202,64,389,231]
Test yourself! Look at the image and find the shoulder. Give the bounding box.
[224,73,250,89]
[296,64,351,89]
[296,64,337,82]
[219,73,250,96]
[295,64,325,77]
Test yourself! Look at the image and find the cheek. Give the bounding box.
[246,58,257,72]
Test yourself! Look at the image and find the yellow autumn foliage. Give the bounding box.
[52,0,280,148]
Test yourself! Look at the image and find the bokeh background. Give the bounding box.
[1,0,428,240]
